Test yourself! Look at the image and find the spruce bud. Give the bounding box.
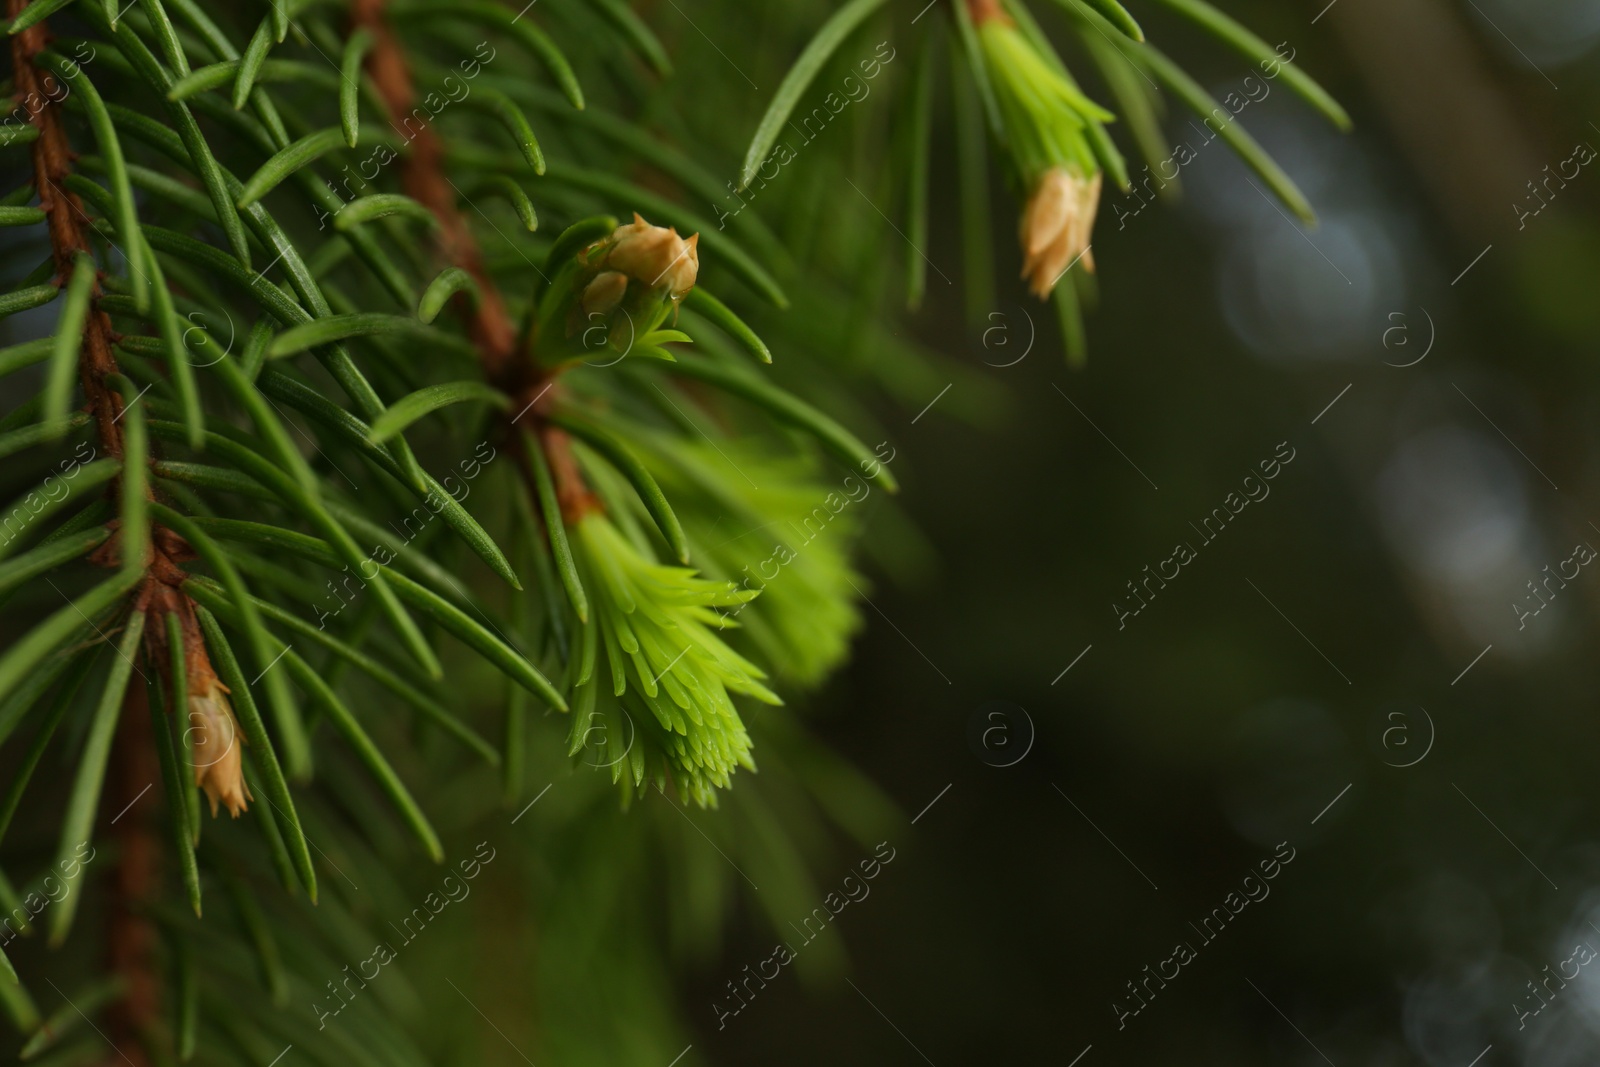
[187,666,251,818]
[1020,167,1102,299]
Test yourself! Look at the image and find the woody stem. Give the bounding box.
[965,0,1009,25]
[351,0,599,516]
[9,3,124,458]
[10,10,170,1057]
[350,0,518,385]
[107,678,158,1067]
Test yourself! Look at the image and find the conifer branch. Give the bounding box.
[6,1,186,586]
[351,0,517,374]
[351,0,595,514]
[8,17,201,1055]
[8,6,125,460]
[0,0,1362,1055]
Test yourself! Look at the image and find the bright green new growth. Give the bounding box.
[744,0,1348,355]
[570,514,777,807]
[981,16,1114,180]
[641,438,867,687]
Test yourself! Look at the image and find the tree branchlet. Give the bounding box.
[9,9,166,1061]
[351,0,598,530]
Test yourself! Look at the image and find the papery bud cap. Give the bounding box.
[188,677,252,818]
[601,213,699,302]
[1019,167,1102,299]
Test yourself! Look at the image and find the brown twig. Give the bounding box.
[9,12,177,1061]
[527,420,600,522]
[107,679,158,1067]
[8,4,125,458]
[965,0,1010,26]
[351,0,599,519]
[351,0,519,381]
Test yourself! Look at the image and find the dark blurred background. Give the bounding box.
[664,0,1600,1063]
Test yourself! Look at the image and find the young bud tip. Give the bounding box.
[188,676,252,818]
[598,213,700,303]
[1020,167,1101,299]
